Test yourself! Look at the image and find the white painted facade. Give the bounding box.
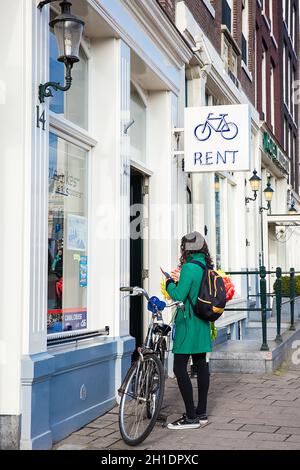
[0,0,192,448]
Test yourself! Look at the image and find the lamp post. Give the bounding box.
[38,0,85,103]
[245,171,275,267]
[259,176,274,267]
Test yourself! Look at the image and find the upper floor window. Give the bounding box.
[242,0,249,66]
[130,83,147,164]
[222,0,233,33]
[49,10,88,130]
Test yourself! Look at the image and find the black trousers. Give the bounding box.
[173,353,210,419]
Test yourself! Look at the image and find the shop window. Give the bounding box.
[49,11,88,130]
[47,133,88,335]
[130,83,147,163]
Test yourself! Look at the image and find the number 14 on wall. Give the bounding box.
[36,105,46,130]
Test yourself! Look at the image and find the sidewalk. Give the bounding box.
[54,360,300,450]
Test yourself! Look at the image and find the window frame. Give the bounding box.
[47,16,100,343]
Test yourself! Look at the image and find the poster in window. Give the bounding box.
[67,214,87,251]
[79,256,88,287]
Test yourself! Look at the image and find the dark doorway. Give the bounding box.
[130,169,144,349]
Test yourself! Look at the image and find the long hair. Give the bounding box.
[179,231,214,268]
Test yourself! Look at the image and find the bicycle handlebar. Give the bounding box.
[120,287,184,312]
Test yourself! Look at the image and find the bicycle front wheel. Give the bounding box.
[119,353,164,446]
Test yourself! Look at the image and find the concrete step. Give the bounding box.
[209,321,300,374]
[244,321,290,341]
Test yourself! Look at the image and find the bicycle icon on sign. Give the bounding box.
[194,113,239,141]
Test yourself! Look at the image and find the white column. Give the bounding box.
[186,67,209,237]
[0,0,48,418]
[89,38,130,338]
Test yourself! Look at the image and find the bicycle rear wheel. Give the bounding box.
[119,353,164,446]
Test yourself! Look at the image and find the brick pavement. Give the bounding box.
[54,360,300,450]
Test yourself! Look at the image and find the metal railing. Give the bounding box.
[223,267,300,351]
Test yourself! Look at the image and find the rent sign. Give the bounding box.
[184,104,251,172]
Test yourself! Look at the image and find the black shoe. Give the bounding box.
[167,415,200,430]
[196,413,208,425]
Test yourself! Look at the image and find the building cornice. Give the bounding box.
[121,0,193,67]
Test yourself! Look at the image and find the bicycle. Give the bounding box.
[118,286,185,446]
[194,112,238,141]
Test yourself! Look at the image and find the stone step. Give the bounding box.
[209,321,300,374]
[244,321,290,341]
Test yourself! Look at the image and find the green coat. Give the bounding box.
[166,252,212,354]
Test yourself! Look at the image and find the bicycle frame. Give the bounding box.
[205,113,230,132]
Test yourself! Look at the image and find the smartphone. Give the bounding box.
[160,267,171,278]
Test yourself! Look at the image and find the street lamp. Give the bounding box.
[288,198,298,214]
[38,0,85,103]
[259,177,274,213]
[245,170,262,204]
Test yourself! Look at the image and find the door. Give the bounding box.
[130,169,144,348]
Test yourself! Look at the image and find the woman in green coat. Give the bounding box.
[166,231,212,430]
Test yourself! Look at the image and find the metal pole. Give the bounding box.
[275,267,282,343]
[260,265,269,351]
[260,210,264,267]
[290,268,295,331]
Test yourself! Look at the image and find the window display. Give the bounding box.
[47,133,88,335]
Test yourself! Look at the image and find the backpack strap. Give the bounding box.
[188,260,207,270]
[187,260,208,316]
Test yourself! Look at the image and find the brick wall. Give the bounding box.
[185,0,221,53]
[157,0,176,22]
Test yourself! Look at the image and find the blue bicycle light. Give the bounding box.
[147,296,166,313]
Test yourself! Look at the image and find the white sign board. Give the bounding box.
[184,104,251,172]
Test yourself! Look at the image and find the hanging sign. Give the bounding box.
[184,104,251,172]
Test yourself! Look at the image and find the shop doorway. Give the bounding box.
[130,169,148,349]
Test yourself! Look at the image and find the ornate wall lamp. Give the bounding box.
[38,0,85,103]
[288,197,298,214]
[259,177,274,213]
[245,170,261,204]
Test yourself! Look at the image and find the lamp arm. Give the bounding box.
[38,0,60,9]
[39,62,73,103]
[245,191,258,204]
[259,202,271,213]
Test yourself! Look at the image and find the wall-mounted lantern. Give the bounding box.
[38,0,85,103]
[288,198,298,214]
[245,169,261,204]
[259,177,274,213]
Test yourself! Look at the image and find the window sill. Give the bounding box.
[201,0,215,18]
[262,11,271,31]
[221,25,241,56]
[241,61,253,81]
[271,33,278,49]
[47,329,109,347]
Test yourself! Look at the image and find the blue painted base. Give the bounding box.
[20,336,135,449]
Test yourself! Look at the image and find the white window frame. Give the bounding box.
[262,47,267,119]
[270,64,275,131]
[47,30,99,341]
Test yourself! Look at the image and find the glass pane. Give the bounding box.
[130,85,147,163]
[48,133,88,335]
[49,11,88,129]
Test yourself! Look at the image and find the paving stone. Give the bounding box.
[56,435,97,446]
[285,435,300,443]
[88,435,121,449]
[276,427,300,435]
[248,432,290,442]
[88,427,118,438]
[73,427,98,436]
[56,444,87,450]
[239,424,280,433]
